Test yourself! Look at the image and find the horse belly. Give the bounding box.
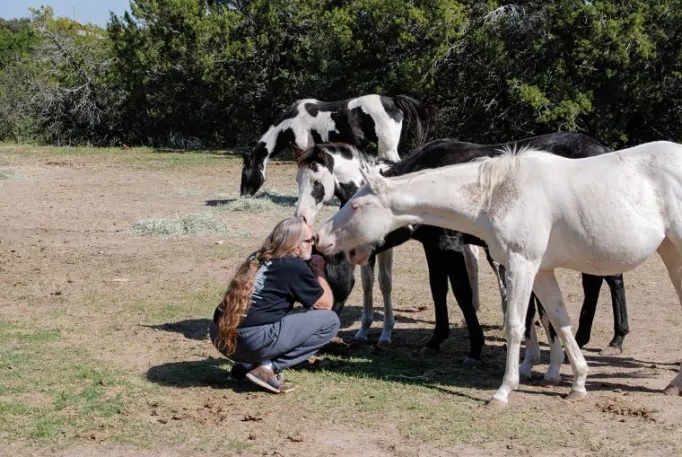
[545,215,665,276]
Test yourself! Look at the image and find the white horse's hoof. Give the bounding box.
[485,398,508,409]
[564,390,587,402]
[462,357,482,368]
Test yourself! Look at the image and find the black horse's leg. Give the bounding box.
[575,274,603,349]
[603,274,629,354]
[532,297,564,383]
[485,248,507,322]
[422,242,451,353]
[444,249,484,365]
[520,294,540,380]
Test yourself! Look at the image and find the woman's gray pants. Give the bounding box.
[209,310,340,372]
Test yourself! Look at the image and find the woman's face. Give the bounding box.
[295,223,315,261]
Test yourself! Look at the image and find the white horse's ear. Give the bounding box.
[360,166,389,195]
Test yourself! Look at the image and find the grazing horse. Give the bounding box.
[240,94,430,196]
[316,141,682,407]
[294,143,400,346]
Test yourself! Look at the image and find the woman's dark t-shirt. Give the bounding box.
[213,257,323,327]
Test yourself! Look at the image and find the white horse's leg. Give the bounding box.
[355,264,374,342]
[489,255,537,408]
[536,303,565,383]
[532,270,588,400]
[462,245,481,313]
[377,249,395,346]
[657,238,682,396]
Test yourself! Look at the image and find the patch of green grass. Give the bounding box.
[0,169,15,179]
[0,320,136,443]
[213,190,296,212]
[131,213,250,238]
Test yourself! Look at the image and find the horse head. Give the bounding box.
[240,142,268,196]
[316,167,394,255]
[294,145,336,224]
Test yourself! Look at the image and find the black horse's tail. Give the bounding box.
[392,95,432,146]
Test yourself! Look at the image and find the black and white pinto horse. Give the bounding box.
[294,143,400,346]
[240,94,430,196]
[297,134,630,372]
[317,140,682,407]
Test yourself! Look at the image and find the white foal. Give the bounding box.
[316,141,682,407]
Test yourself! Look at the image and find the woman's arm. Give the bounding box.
[308,256,334,310]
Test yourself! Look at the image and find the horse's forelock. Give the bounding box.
[296,145,334,170]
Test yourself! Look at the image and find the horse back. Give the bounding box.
[384,132,609,177]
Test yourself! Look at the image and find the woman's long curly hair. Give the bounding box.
[216,216,308,354]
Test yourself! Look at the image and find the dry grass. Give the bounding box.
[131,213,250,238]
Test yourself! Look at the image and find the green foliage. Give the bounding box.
[0,0,680,147]
[432,0,682,146]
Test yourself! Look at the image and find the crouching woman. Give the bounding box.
[209,216,339,394]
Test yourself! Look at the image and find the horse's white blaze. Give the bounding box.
[294,164,334,224]
[317,141,682,405]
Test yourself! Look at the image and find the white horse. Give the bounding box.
[315,141,682,407]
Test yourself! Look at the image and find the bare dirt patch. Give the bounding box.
[0,145,681,457]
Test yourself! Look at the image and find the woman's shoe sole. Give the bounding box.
[245,372,281,394]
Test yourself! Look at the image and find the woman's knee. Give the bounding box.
[319,310,341,333]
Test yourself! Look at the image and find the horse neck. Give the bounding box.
[332,151,384,205]
[383,162,486,238]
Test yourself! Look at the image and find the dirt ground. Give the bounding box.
[0,145,681,456]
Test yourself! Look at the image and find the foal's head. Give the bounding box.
[316,167,395,255]
[240,142,268,196]
[294,145,336,224]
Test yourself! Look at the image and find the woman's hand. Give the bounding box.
[308,255,326,275]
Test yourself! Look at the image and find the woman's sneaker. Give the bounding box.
[245,365,284,394]
[275,372,295,393]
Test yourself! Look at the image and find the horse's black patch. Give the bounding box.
[328,110,355,145]
[348,107,378,149]
[335,181,359,203]
[274,128,296,156]
[272,102,299,126]
[305,103,320,117]
[380,96,404,123]
[312,180,325,204]
[311,129,323,144]
[253,141,268,160]
[333,144,355,161]
[311,145,335,172]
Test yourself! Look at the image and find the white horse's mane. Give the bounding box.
[477,145,549,209]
